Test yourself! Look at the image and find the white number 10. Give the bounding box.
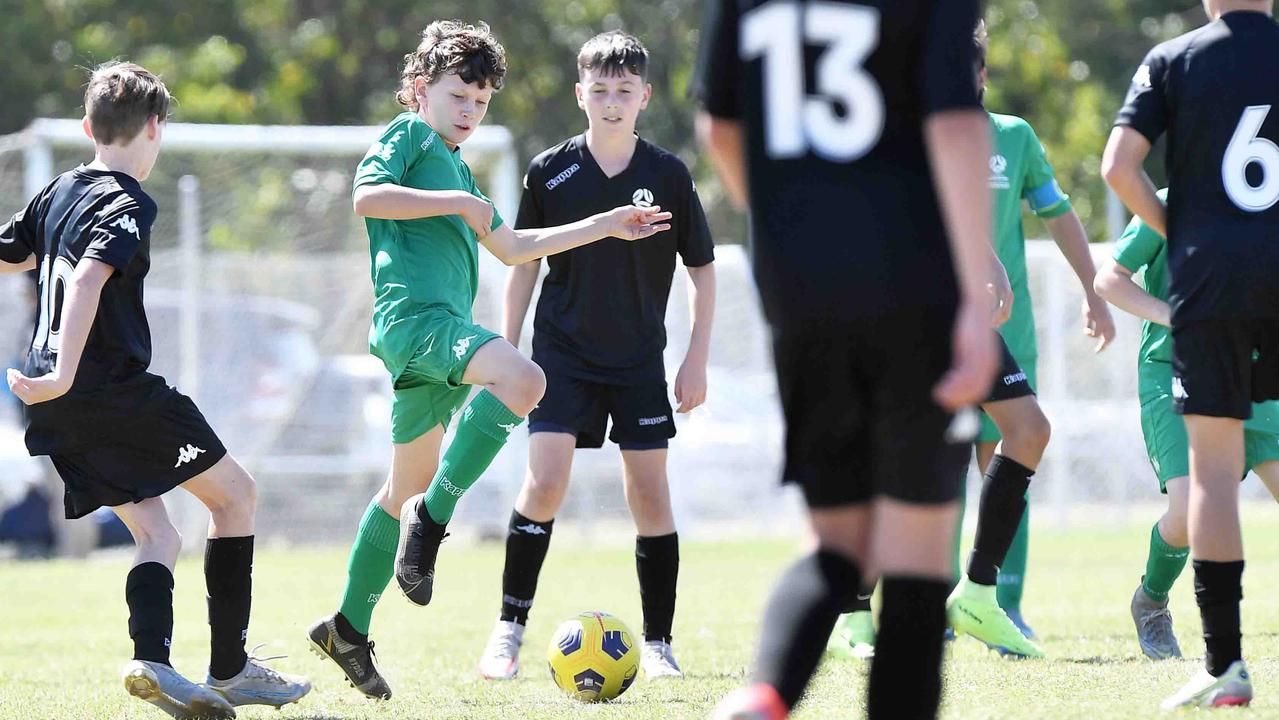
[33,255,74,353]
[741,1,884,162]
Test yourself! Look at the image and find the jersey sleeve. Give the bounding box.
[0,192,40,264]
[1020,123,1071,219]
[921,0,983,115]
[82,190,154,272]
[674,163,715,268]
[514,159,545,230]
[1114,44,1171,144]
[690,0,741,119]
[353,116,421,190]
[1112,189,1169,273]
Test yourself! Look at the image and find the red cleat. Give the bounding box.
[711,684,789,720]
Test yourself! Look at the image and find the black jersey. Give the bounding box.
[0,165,156,395]
[693,0,981,328]
[517,134,715,384]
[1116,11,1279,325]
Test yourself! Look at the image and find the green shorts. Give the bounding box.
[979,355,1038,444]
[390,313,501,444]
[1140,388,1279,492]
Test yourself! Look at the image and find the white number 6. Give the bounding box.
[1223,105,1279,212]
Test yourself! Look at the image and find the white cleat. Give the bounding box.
[122,659,236,720]
[206,645,312,708]
[477,620,524,680]
[641,640,684,679]
[1161,660,1253,710]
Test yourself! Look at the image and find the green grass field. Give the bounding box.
[6,507,1279,719]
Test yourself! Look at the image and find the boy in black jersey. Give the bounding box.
[477,31,716,681]
[1104,0,1279,710]
[1,62,310,719]
[695,1,998,718]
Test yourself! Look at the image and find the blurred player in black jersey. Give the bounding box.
[1103,0,1279,710]
[0,62,310,719]
[694,1,998,718]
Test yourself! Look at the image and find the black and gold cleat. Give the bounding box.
[306,615,392,700]
[394,493,449,607]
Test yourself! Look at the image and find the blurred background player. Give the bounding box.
[477,31,716,682]
[307,20,672,699]
[695,1,998,718]
[1095,189,1279,661]
[1104,0,1279,709]
[1,62,311,719]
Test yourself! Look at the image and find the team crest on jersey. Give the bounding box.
[989,154,1010,190]
[110,214,140,238]
[632,187,654,208]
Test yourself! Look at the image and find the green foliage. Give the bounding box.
[0,1,1204,242]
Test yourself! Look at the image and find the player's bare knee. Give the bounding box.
[133,520,182,557]
[508,360,546,415]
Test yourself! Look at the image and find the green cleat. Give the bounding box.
[826,611,875,659]
[947,579,1044,658]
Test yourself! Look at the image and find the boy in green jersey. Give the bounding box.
[973,21,1115,637]
[306,21,672,698]
[1095,189,1279,661]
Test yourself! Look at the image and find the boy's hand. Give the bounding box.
[605,205,672,241]
[7,368,71,405]
[933,300,998,411]
[674,358,708,413]
[1082,293,1116,353]
[989,259,1014,327]
[457,194,495,239]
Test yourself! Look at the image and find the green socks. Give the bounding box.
[338,500,400,635]
[1141,522,1189,602]
[996,495,1029,611]
[423,390,524,524]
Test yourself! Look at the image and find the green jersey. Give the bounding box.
[1113,188,1279,433]
[354,112,504,379]
[989,112,1072,370]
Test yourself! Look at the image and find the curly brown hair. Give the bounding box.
[396,20,507,110]
[84,61,171,145]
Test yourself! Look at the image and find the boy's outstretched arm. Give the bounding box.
[7,258,114,404]
[1102,127,1165,237]
[1094,258,1171,328]
[502,260,540,346]
[1043,209,1116,351]
[481,205,672,266]
[676,263,716,413]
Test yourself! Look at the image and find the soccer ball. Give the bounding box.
[546,611,639,702]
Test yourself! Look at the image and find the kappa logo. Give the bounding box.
[421,131,437,151]
[514,523,548,535]
[439,476,466,497]
[632,187,654,208]
[367,592,381,603]
[110,214,140,238]
[989,154,1010,190]
[453,334,478,360]
[1172,376,1188,400]
[637,415,668,427]
[1003,370,1028,386]
[1132,65,1152,89]
[173,443,206,468]
[545,163,581,190]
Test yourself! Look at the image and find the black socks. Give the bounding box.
[500,511,554,625]
[868,577,950,720]
[967,454,1033,585]
[126,562,175,666]
[1194,559,1244,677]
[206,536,254,681]
[636,533,679,643]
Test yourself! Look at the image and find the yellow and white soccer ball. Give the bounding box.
[546,611,639,702]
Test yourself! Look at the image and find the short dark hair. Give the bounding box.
[84,62,170,145]
[397,20,507,109]
[577,31,648,81]
[974,20,989,69]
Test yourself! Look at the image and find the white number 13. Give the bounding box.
[741,1,884,161]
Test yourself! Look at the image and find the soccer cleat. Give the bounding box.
[206,645,311,707]
[1130,584,1182,660]
[1161,660,1252,710]
[947,579,1044,658]
[122,659,236,720]
[306,615,392,700]
[712,684,789,720]
[826,610,875,660]
[641,640,684,678]
[477,619,524,680]
[394,493,449,607]
[1004,607,1038,641]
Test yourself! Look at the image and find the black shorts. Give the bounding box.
[1173,317,1279,419]
[529,370,676,450]
[27,376,227,519]
[771,308,974,508]
[985,336,1034,404]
